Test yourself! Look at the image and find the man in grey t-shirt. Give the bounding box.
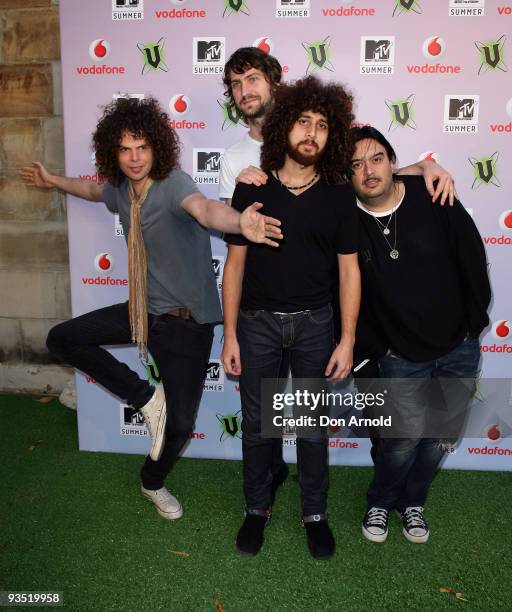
[21,96,282,521]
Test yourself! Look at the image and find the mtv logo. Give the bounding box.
[449,98,476,120]
[197,152,221,172]
[197,41,222,62]
[206,361,221,381]
[123,406,144,426]
[365,40,392,61]
[116,0,139,6]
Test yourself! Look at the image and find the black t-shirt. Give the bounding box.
[355,175,491,362]
[225,175,358,312]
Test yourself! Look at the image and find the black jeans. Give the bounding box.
[237,304,334,515]
[47,302,213,490]
[367,336,481,511]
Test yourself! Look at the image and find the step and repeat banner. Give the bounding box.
[59,0,511,470]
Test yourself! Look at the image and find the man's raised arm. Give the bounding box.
[20,161,104,202]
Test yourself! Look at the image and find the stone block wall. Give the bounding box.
[0,0,72,393]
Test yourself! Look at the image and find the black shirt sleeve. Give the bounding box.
[437,199,491,336]
[224,182,254,246]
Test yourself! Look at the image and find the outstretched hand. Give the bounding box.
[240,202,283,247]
[19,162,54,189]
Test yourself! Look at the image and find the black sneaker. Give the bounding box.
[362,507,389,543]
[399,506,429,543]
[303,514,335,560]
[236,509,271,556]
[270,463,289,504]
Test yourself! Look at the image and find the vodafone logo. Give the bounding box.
[169,94,191,116]
[499,210,512,231]
[482,423,502,443]
[422,36,446,60]
[168,94,206,130]
[83,253,127,287]
[483,211,512,246]
[155,0,206,19]
[94,253,114,273]
[78,40,124,76]
[491,320,511,340]
[253,36,274,55]
[89,39,111,61]
[408,37,460,74]
[417,151,440,163]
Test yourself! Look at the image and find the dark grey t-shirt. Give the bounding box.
[103,170,222,324]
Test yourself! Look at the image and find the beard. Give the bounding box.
[238,96,271,120]
[286,140,323,167]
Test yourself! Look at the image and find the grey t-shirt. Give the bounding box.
[103,170,222,324]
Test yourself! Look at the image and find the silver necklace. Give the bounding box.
[374,214,392,236]
[373,208,399,259]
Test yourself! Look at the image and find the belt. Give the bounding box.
[167,307,191,320]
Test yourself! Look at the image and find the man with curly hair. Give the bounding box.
[219,47,290,503]
[223,76,361,560]
[20,96,282,521]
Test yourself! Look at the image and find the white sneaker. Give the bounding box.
[140,384,166,461]
[141,485,183,520]
[399,506,430,543]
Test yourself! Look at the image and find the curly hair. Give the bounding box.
[223,47,282,109]
[93,97,180,186]
[260,76,354,184]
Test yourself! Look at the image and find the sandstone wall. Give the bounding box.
[0,0,72,393]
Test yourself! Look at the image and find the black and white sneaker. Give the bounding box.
[399,506,429,543]
[362,507,389,543]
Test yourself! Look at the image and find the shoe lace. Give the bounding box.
[403,506,426,528]
[367,507,388,527]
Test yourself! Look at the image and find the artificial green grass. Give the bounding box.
[1,395,511,611]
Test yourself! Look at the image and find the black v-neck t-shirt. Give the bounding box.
[225,175,358,312]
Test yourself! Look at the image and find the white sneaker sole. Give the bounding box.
[362,524,388,543]
[148,409,166,462]
[402,528,429,544]
[141,489,183,521]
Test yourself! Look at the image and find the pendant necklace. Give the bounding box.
[373,205,399,259]
[374,214,393,236]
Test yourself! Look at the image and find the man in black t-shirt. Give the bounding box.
[223,77,361,560]
[350,126,491,545]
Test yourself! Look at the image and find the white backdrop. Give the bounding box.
[59,0,512,470]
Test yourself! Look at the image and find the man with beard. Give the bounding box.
[222,76,361,560]
[220,48,457,208]
[218,46,456,511]
[219,47,282,207]
[350,126,490,544]
[219,47,289,498]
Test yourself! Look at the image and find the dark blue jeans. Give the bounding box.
[367,336,481,511]
[47,302,213,490]
[237,304,335,515]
